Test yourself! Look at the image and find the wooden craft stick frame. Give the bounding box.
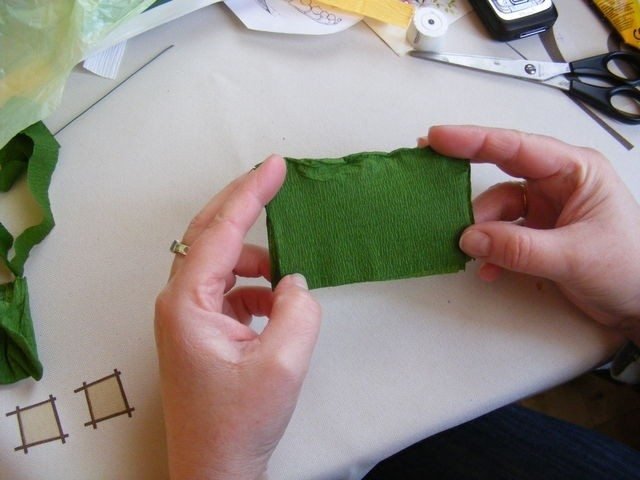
[74,368,135,429]
[5,395,68,454]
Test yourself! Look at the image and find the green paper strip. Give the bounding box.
[0,122,59,383]
[266,147,474,289]
[0,122,60,277]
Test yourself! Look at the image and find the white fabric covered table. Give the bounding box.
[1,1,638,478]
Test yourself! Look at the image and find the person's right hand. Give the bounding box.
[155,156,321,480]
[424,125,640,344]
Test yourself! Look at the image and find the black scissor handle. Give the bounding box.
[570,80,640,124]
[570,51,640,85]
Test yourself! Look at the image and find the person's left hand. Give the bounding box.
[155,155,322,480]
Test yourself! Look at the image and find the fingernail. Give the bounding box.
[253,154,281,172]
[460,230,491,258]
[289,273,308,290]
[417,136,429,148]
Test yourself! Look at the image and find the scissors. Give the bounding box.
[409,51,640,125]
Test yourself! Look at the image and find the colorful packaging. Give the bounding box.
[592,0,640,50]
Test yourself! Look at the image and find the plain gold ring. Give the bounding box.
[520,181,528,218]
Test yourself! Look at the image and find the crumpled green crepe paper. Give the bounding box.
[0,122,60,384]
[266,147,474,290]
[0,0,154,149]
[0,278,42,383]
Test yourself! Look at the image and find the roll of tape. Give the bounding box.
[406,7,448,52]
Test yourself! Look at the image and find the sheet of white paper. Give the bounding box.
[86,0,222,57]
[366,0,472,55]
[83,42,127,79]
[225,0,362,35]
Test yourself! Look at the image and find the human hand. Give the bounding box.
[155,156,321,480]
[423,125,640,344]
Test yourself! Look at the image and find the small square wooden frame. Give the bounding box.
[6,395,68,454]
[74,369,135,429]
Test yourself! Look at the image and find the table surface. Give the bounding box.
[1,1,639,479]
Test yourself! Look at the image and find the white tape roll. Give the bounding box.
[406,7,448,52]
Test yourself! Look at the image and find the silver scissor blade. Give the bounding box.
[409,51,571,82]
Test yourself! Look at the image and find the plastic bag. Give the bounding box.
[0,0,155,149]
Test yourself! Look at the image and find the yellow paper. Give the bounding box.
[591,0,640,49]
[318,0,413,28]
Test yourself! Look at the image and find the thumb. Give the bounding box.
[459,222,571,281]
[260,274,322,371]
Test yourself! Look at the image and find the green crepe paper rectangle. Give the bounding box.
[265,147,474,289]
